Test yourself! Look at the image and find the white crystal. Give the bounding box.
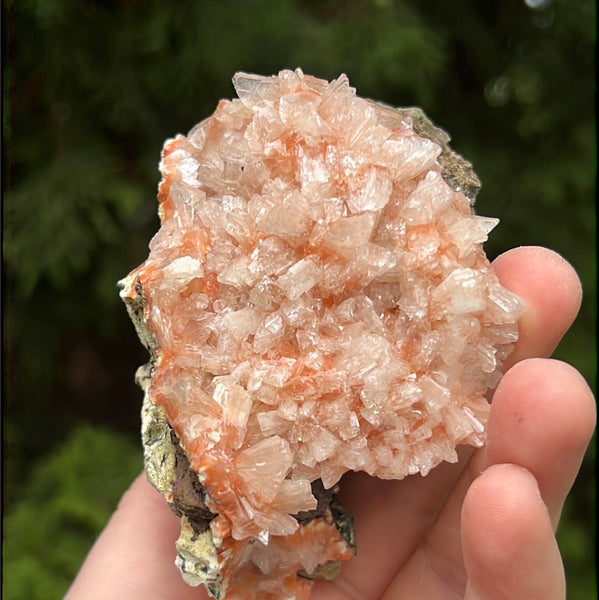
[235,436,292,503]
[275,258,319,300]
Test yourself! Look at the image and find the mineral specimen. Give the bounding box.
[119,69,523,600]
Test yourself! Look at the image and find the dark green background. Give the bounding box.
[3,1,596,598]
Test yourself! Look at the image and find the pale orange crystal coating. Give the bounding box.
[120,69,523,599]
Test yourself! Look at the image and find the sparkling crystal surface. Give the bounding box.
[120,69,523,600]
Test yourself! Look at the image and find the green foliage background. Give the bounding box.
[3,427,141,600]
[3,1,595,598]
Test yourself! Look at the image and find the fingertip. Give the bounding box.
[463,464,543,541]
[493,246,582,365]
[492,246,582,314]
[493,358,597,442]
[487,358,596,527]
[496,358,597,440]
[462,463,565,600]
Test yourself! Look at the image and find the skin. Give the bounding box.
[64,246,596,600]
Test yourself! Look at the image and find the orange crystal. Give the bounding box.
[120,69,523,599]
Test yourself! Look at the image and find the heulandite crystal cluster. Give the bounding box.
[119,69,523,600]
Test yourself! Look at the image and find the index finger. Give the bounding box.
[492,246,583,369]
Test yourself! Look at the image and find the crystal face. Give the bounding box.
[119,69,523,600]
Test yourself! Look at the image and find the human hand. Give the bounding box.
[64,246,595,600]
